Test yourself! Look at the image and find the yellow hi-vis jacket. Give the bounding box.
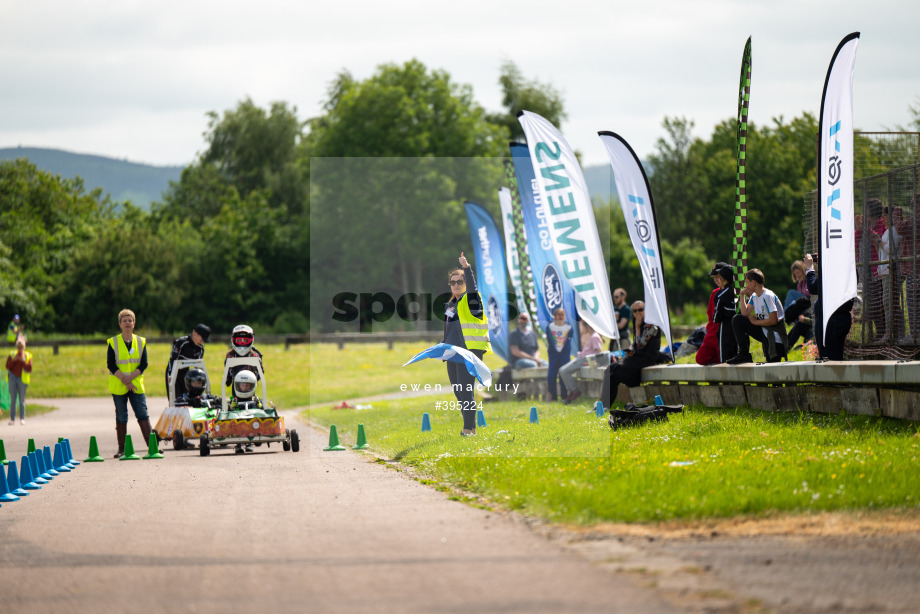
[457,294,492,354]
[108,334,146,395]
[7,350,32,385]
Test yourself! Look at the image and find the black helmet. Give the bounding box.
[184,368,208,398]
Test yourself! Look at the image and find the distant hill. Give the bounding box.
[0,147,637,210]
[0,147,184,209]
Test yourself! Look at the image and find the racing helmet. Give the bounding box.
[231,324,254,356]
[184,368,207,398]
[233,370,258,400]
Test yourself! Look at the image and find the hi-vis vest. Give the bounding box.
[7,350,32,385]
[108,334,146,395]
[457,294,492,354]
[7,321,20,343]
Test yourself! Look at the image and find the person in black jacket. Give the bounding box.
[599,301,662,409]
[165,323,210,397]
[804,253,853,360]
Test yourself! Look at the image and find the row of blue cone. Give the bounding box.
[418,396,665,432]
[0,440,80,505]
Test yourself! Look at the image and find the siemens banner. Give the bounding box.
[510,143,578,347]
[464,201,511,362]
[517,111,617,340]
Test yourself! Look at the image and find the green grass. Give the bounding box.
[307,398,920,524]
[308,341,509,405]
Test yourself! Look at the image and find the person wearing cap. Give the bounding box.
[7,314,23,345]
[696,263,737,365]
[165,323,211,398]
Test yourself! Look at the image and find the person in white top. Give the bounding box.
[726,268,787,364]
[558,320,604,404]
[545,308,573,402]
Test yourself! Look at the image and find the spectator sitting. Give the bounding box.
[545,308,573,402]
[696,262,737,365]
[805,253,853,360]
[508,312,546,369]
[785,297,814,349]
[785,260,811,309]
[559,320,604,405]
[598,301,661,409]
[726,268,787,364]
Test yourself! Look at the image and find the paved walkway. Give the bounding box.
[0,398,679,613]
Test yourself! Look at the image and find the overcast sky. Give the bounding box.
[1,0,918,168]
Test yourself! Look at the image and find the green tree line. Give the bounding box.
[2,60,916,335]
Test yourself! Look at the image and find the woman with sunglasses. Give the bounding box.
[598,301,661,409]
[443,252,492,436]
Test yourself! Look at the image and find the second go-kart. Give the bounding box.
[154,359,221,450]
[199,356,299,456]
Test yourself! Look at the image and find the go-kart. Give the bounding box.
[198,356,299,456]
[154,358,221,450]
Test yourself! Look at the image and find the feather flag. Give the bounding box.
[818,33,860,336]
[517,111,618,340]
[403,343,493,388]
[732,36,752,299]
[464,201,511,362]
[598,131,673,355]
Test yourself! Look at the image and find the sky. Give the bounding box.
[1,0,918,168]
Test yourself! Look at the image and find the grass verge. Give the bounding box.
[306,397,920,524]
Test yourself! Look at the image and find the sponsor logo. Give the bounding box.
[487,295,503,336]
[542,263,563,314]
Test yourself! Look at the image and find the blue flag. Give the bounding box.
[464,201,511,362]
[510,143,578,354]
[403,343,493,387]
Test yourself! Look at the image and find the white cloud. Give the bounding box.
[0,0,917,166]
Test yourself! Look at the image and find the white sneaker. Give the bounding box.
[19,419,25,425]
[8,420,13,425]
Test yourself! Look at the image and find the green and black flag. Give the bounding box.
[502,158,544,340]
[732,36,752,299]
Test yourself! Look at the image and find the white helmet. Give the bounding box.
[231,324,254,356]
[233,370,258,400]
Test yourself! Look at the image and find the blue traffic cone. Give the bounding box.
[28,453,49,484]
[0,464,19,502]
[35,449,55,479]
[654,394,663,406]
[476,409,487,428]
[53,443,71,472]
[64,439,80,466]
[20,456,41,490]
[595,401,605,418]
[421,413,432,432]
[6,461,28,497]
[43,446,60,476]
[529,406,539,424]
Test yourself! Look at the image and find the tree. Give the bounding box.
[0,159,112,329]
[307,60,507,332]
[487,61,568,142]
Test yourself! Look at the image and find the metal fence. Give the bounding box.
[804,157,919,360]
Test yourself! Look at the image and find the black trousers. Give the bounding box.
[731,314,786,360]
[446,349,485,430]
[816,300,853,360]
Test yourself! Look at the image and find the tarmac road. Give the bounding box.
[0,397,679,614]
[1,398,918,613]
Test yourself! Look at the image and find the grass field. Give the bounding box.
[307,397,920,523]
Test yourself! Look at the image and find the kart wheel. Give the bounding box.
[173,429,184,451]
[290,429,300,453]
[283,429,291,452]
[199,435,210,457]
